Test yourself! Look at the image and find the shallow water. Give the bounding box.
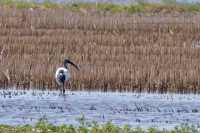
[0,89,200,130]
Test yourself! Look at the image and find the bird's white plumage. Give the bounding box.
[55,67,69,85]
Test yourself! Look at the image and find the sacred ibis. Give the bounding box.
[55,59,78,94]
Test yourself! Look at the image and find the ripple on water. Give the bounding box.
[0,89,200,130]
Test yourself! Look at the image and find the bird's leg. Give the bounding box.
[59,85,63,94]
[59,86,62,96]
[63,82,65,94]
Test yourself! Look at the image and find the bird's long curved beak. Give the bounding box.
[67,60,79,71]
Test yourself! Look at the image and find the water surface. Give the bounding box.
[0,89,199,130]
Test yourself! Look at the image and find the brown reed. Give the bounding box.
[0,8,200,93]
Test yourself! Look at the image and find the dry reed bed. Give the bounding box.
[0,8,200,93]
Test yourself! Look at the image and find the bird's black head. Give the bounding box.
[64,59,79,71]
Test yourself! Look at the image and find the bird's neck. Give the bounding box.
[64,63,68,70]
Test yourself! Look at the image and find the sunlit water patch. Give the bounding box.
[0,89,200,130]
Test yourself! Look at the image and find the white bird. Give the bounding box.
[55,59,78,94]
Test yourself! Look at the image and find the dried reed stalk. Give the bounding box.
[0,8,200,93]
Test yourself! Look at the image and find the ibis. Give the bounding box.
[55,59,78,94]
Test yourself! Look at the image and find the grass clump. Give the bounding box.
[0,116,199,133]
[0,0,200,13]
[0,6,200,93]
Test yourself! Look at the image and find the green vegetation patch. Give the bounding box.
[0,0,200,13]
[0,116,199,133]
